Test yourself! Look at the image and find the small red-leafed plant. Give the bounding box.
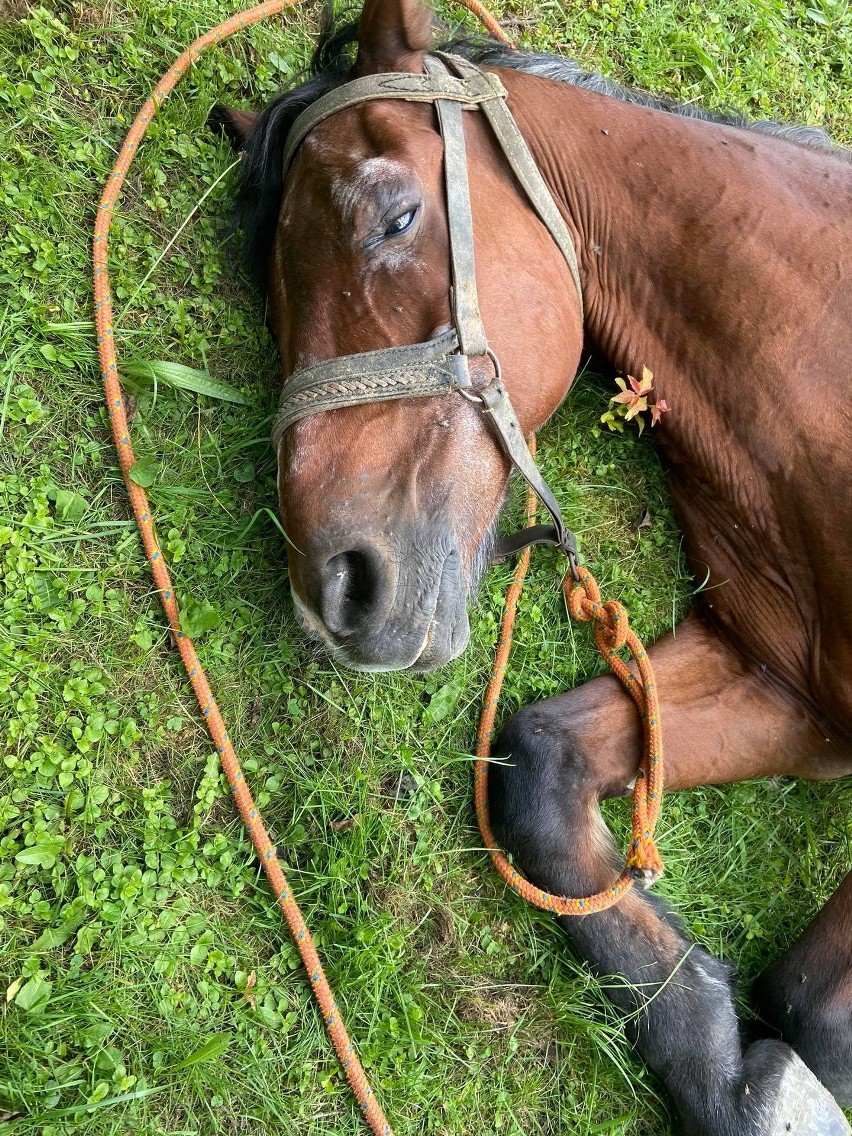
[601,366,670,435]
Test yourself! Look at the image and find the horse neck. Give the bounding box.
[500,68,849,473]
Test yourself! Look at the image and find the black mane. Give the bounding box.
[230,14,847,287]
[228,18,360,287]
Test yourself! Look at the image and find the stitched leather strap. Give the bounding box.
[477,377,577,562]
[281,67,507,179]
[431,57,577,561]
[426,57,489,358]
[437,53,583,317]
[493,524,571,558]
[271,329,469,448]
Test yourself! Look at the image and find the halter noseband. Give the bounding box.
[271,53,584,565]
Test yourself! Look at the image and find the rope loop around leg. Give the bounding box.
[475,464,666,915]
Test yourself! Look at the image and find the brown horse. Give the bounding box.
[213,0,852,1131]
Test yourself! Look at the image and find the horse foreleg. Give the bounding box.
[488,611,851,1136]
[755,870,852,1108]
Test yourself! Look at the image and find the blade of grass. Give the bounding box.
[121,359,254,405]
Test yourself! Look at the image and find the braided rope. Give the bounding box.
[96,2,450,1130]
[474,440,665,916]
[450,0,507,40]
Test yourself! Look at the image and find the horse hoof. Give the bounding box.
[748,1040,851,1135]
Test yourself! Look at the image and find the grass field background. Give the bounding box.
[2,0,851,1132]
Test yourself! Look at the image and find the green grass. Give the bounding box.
[2,1,851,1133]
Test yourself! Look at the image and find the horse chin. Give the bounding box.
[403,609,470,673]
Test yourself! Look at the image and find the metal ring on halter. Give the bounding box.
[486,347,502,382]
[457,347,502,404]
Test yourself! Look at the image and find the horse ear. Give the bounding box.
[207,104,258,151]
[355,0,433,76]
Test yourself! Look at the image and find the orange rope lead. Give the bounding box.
[95,5,393,1130]
[95,3,515,1132]
[452,0,510,41]
[474,448,665,916]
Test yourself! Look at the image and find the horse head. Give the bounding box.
[216,0,583,670]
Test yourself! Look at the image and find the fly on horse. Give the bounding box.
[212,0,852,1131]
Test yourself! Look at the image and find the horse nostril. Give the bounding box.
[321,549,380,636]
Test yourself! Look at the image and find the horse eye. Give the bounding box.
[385,209,416,238]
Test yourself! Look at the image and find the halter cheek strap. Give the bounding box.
[270,53,584,568]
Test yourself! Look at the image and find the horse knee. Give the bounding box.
[488,704,593,873]
[756,965,852,1106]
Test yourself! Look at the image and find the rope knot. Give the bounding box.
[626,847,665,889]
[566,565,600,621]
[627,854,667,890]
[597,600,629,651]
[567,572,629,652]
[626,819,665,888]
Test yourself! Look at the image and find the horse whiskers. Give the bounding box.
[465,521,497,603]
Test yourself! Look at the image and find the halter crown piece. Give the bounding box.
[271,53,585,565]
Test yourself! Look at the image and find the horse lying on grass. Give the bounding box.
[212,1,852,1131]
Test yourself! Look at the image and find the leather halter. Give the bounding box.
[271,53,584,566]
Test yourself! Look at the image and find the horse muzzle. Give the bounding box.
[290,525,471,671]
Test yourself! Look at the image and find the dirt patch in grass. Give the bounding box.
[0,0,32,20]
